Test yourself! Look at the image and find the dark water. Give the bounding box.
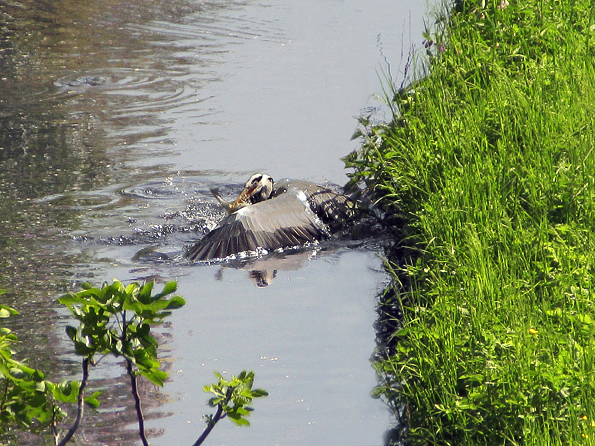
[0,0,428,444]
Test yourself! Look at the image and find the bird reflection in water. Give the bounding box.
[248,270,276,288]
[213,248,317,288]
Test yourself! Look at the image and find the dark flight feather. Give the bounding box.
[187,179,354,261]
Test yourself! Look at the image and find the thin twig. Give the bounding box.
[52,409,58,446]
[128,358,150,446]
[122,311,149,446]
[0,377,8,413]
[192,404,225,446]
[56,357,90,446]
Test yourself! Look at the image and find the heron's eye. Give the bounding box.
[253,175,262,183]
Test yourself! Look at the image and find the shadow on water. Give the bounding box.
[0,0,428,444]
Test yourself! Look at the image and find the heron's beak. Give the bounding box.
[230,185,257,212]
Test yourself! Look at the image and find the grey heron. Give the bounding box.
[186,173,354,261]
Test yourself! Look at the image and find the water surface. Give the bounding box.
[0,0,429,444]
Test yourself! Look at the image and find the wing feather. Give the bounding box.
[273,180,354,228]
[186,189,328,261]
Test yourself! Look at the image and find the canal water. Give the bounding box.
[0,0,429,444]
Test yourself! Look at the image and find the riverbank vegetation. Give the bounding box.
[346,0,595,444]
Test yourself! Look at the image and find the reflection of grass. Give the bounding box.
[346,0,595,444]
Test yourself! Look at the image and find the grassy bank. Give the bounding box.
[346,0,595,444]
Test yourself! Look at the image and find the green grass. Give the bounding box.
[346,0,595,444]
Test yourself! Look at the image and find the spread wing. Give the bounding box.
[186,188,329,261]
[273,180,355,228]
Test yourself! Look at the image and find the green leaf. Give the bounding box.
[164,295,186,309]
[141,369,168,387]
[229,416,250,426]
[250,389,269,398]
[65,325,77,341]
[0,305,19,318]
[135,281,153,303]
[84,391,103,408]
[73,341,95,356]
[51,381,80,403]
[160,281,178,296]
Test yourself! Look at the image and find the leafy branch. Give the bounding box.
[0,295,78,436]
[0,281,268,445]
[57,280,184,445]
[195,371,268,446]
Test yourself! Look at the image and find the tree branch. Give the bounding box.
[192,403,225,446]
[56,357,89,446]
[128,358,149,446]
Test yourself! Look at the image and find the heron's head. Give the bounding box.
[230,173,274,212]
